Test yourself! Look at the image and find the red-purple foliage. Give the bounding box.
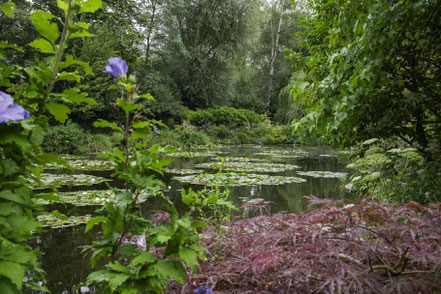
[167,197,441,293]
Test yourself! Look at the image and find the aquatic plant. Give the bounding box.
[196,161,301,173]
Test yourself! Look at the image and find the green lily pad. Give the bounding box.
[45,157,115,171]
[255,150,309,158]
[167,151,221,158]
[296,171,348,178]
[30,173,108,188]
[166,168,204,175]
[173,172,306,186]
[37,214,92,229]
[55,189,156,206]
[215,157,266,162]
[195,161,301,173]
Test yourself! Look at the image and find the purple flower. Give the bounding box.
[193,286,212,294]
[0,92,30,123]
[103,57,128,80]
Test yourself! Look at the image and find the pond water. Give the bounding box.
[26,145,350,293]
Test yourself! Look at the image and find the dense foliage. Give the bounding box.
[291,0,441,160]
[170,197,441,293]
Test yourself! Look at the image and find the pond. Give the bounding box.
[27,145,350,293]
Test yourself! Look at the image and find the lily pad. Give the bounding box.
[215,157,266,162]
[37,214,92,228]
[45,157,115,171]
[55,189,156,206]
[296,171,348,178]
[195,161,301,173]
[173,172,306,186]
[30,173,108,188]
[166,168,204,175]
[255,150,309,158]
[167,151,221,158]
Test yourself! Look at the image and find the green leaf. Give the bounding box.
[139,93,155,101]
[178,247,199,271]
[0,190,29,206]
[30,11,59,44]
[28,38,54,54]
[0,261,26,290]
[0,277,20,294]
[77,0,103,14]
[85,216,106,232]
[57,71,81,82]
[1,2,15,17]
[154,260,186,283]
[106,261,129,274]
[49,210,68,220]
[131,128,150,140]
[57,0,69,13]
[129,252,157,267]
[68,30,93,40]
[46,103,71,123]
[94,119,123,133]
[56,88,96,105]
[116,99,142,113]
[60,55,94,76]
[1,159,20,176]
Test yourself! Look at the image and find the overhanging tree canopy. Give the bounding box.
[291,0,441,159]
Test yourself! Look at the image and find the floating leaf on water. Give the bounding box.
[296,171,348,178]
[167,151,221,158]
[255,150,309,158]
[173,172,306,186]
[37,213,92,229]
[29,173,108,188]
[44,155,115,171]
[195,161,301,173]
[39,189,157,206]
[166,169,204,175]
[215,157,266,163]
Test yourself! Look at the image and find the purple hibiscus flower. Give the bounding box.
[0,91,30,123]
[193,286,212,294]
[102,57,128,80]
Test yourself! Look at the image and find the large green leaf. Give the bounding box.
[57,71,81,82]
[68,30,93,40]
[57,0,69,13]
[94,119,123,133]
[0,278,20,294]
[0,261,26,290]
[30,11,59,44]
[116,99,142,113]
[77,0,103,14]
[154,260,186,283]
[1,2,15,17]
[56,88,96,105]
[178,247,199,271]
[129,252,157,267]
[28,39,54,54]
[59,55,94,76]
[85,216,106,232]
[46,103,71,123]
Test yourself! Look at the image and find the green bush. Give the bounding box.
[182,107,261,128]
[346,139,441,204]
[148,129,181,148]
[88,134,113,154]
[208,125,233,142]
[174,125,211,147]
[42,121,89,154]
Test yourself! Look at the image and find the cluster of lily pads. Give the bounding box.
[29,173,108,189]
[165,168,204,175]
[195,161,301,173]
[167,150,222,158]
[45,157,115,171]
[56,189,156,206]
[255,149,309,158]
[173,172,306,186]
[37,213,92,229]
[296,171,348,178]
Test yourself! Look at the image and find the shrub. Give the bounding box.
[148,129,181,148]
[168,197,441,293]
[182,107,261,128]
[346,138,441,204]
[88,134,113,154]
[174,125,211,147]
[208,125,233,142]
[42,121,89,154]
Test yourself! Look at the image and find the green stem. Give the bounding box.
[28,0,73,139]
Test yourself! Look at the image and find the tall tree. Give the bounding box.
[291,0,441,159]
